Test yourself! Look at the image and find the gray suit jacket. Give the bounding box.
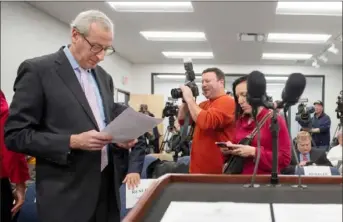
[5,47,123,222]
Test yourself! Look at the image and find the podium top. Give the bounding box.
[123,174,342,222]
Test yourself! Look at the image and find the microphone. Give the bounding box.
[245,71,267,188]
[247,71,267,109]
[278,73,307,189]
[277,73,307,110]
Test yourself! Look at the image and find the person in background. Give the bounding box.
[282,131,332,175]
[4,10,136,222]
[303,100,331,151]
[178,67,236,174]
[327,129,342,167]
[1,90,30,222]
[139,104,161,153]
[113,103,145,190]
[220,75,291,174]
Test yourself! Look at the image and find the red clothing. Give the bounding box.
[182,95,236,174]
[0,90,29,183]
[234,108,291,174]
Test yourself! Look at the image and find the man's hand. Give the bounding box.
[180,85,194,103]
[310,128,320,133]
[123,173,141,190]
[11,183,26,218]
[116,139,138,150]
[70,130,112,150]
[298,161,308,166]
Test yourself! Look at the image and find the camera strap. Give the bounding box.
[180,112,190,142]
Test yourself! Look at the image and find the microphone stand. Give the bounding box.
[270,107,280,186]
[283,105,307,189]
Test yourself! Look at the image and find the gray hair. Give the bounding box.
[70,10,114,36]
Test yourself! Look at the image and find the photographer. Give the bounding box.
[139,104,160,153]
[302,100,331,151]
[178,68,236,174]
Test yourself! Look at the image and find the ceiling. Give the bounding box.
[28,1,342,66]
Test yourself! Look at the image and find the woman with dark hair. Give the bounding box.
[220,75,291,174]
[1,90,30,222]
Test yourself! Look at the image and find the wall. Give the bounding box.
[131,64,342,140]
[1,2,132,103]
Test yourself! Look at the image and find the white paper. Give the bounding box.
[273,204,342,222]
[161,202,272,222]
[102,107,163,143]
[303,166,332,176]
[126,179,156,209]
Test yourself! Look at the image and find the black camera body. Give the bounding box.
[162,102,179,118]
[170,61,199,99]
[295,102,315,127]
[336,90,343,119]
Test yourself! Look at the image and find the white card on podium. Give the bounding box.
[273,204,342,222]
[303,166,332,176]
[161,202,272,222]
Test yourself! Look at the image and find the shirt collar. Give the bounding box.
[63,45,80,71]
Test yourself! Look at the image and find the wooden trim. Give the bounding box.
[123,174,342,222]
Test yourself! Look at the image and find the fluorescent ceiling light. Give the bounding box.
[267,33,331,44]
[140,31,206,41]
[276,2,342,16]
[262,53,313,60]
[162,51,214,59]
[107,2,193,13]
[265,76,288,81]
[156,75,201,79]
[267,83,285,87]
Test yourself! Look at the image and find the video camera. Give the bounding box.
[162,102,179,118]
[295,102,315,127]
[170,59,199,99]
[336,90,343,119]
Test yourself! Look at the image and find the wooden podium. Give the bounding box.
[123,174,342,222]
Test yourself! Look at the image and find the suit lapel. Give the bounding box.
[55,50,99,130]
[92,67,111,124]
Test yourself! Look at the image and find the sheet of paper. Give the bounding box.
[126,179,156,209]
[161,202,272,222]
[273,203,342,222]
[102,107,163,143]
[303,166,332,176]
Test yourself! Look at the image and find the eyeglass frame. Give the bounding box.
[72,26,115,56]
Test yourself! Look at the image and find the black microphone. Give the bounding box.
[279,73,307,109]
[245,71,267,188]
[247,71,267,108]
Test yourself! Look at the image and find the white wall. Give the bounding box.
[1,2,132,103]
[131,64,342,140]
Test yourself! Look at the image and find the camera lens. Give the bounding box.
[171,88,182,99]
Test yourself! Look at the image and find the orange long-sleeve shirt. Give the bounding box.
[188,95,235,174]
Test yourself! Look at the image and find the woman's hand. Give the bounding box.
[11,183,26,218]
[223,142,256,157]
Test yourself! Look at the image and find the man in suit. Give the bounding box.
[282,131,332,175]
[5,10,137,222]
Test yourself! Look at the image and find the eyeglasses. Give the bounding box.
[74,27,115,56]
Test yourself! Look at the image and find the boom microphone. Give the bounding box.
[281,73,306,107]
[247,71,267,108]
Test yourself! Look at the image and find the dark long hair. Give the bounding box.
[232,75,248,120]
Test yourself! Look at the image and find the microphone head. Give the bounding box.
[247,71,266,107]
[247,71,266,98]
[282,73,306,106]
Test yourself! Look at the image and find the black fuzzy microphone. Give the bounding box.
[280,73,307,108]
[247,71,267,109]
